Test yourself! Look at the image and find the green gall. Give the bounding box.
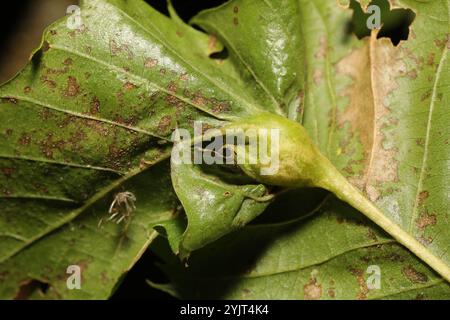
[224,113,333,189]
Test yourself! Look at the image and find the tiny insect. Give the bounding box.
[99,191,137,227]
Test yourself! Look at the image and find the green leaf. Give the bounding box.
[171,159,271,257]
[191,0,307,118]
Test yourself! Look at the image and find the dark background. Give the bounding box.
[0,0,413,300]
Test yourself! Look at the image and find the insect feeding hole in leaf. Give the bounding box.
[349,0,416,46]
[209,47,229,61]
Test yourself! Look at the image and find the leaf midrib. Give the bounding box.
[50,44,229,122]
[0,154,124,175]
[176,239,395,281]
[0,93,167,141]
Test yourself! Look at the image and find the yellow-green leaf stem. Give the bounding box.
[320,161,450,283]
[228,113,450,282]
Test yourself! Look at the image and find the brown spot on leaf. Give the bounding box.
[24,86,31,94]
[313,69,323,85]
[83,119,109,136]
[110,39,121,56]
[64,76,80,97]
[233,6,239,13]
[427,53,435,66]
[46,65,69,75]
[68,24,87,37]
[165,94,182,107]
[63,58,73,66]
[193,92,206,106]
[90,97,101,115]
[365,185,380,202]
[106,145,129,170]
[41,76,57,89]
[180,73,189,81]
[304,277,322,300]
[158,116,172,134]
[348,267,369,300]
[57,115,76,129]
[434,34,450,49]
[418,235,433,246]
[144,58,158,68]
[421,90,431,101]
[327,287,336,298]
[39,133,65,159]
[415,138,425,147]
[407,69,417,79]
[18,133,31,145]
[417,190,429,206]
[167,81,178,93]
[415,212,436,230]
[114,114,137,127]
[123,82,137,91]
[211,99,231,113]
[315,36,327,59]
[233,17,239,26]
[402,265,428,284]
